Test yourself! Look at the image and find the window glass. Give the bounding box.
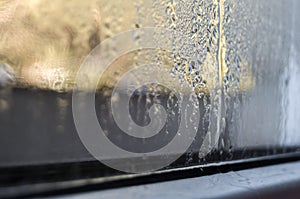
[0,0,299,182]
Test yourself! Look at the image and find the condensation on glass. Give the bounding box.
[0,0,299,170]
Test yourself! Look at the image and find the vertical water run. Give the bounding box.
[216,0,226,147]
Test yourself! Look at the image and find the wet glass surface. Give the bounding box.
[0,0,300,187]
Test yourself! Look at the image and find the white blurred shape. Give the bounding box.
[0,63,14,87]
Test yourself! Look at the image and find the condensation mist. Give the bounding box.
[0,0,299,169]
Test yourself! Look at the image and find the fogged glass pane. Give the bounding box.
[0,0,299,175]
